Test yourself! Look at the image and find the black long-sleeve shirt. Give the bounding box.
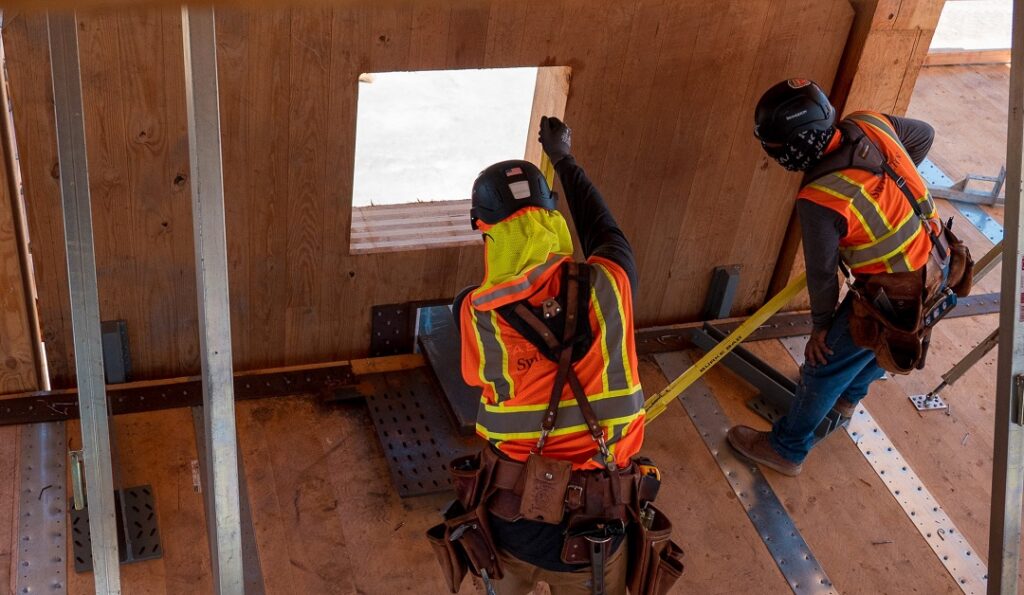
[453,156,637,318]
[799,114,935,330]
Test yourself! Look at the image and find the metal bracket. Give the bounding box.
[909,393,949,412]
[71,485,163,573]
[702,265,741,320]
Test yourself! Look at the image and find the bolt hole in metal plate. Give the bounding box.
[778,336,986,593]
[364,367,481,497]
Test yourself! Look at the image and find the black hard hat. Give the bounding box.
[754,79,835,145]
[470,160,557,229]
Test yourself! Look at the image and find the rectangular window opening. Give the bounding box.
[350,65,571,255]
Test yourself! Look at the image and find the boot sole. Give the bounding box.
[726,433,803,477]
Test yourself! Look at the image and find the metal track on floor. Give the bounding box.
[653,352,836,595]
[777,336,987,594]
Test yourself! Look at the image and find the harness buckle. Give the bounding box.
[533,428,551,454]
[894,175,907,188]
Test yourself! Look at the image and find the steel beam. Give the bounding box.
[988,0,1024,591]
[181,7,243,593]
[46,13,120,594]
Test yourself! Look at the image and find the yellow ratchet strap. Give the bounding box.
[540,152,556,188]
[644,273,808,423]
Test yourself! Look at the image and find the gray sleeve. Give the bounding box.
[886,114,935,166]
[797,199,847,330]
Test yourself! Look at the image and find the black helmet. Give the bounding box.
[470,160,557,229]
[753,79,835,145]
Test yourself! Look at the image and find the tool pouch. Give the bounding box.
[627,504,685,595]
[426,522,467,593]
[449,453,486,509]
[519,453,572,524]
[944,224,974,297]
[849,268,946,374]
[445,505,504,581]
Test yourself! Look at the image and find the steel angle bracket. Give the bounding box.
[918,158,1004,244]
[687,325,845,440]
[654,352,836,594]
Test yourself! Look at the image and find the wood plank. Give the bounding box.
[925,49,1011,67]
[235,399,358,593]
[0,426,16,593]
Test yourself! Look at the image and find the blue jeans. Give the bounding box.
[770,299,884,463]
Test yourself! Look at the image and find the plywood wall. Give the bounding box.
[2,0,853,388]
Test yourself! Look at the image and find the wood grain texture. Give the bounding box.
[4,1,853,387]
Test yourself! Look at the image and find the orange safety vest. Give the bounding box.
[798,111,941,276]
[459,256,645,470]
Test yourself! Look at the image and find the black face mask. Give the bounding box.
[762,128,835,172]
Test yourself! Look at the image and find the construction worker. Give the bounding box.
[727,79,948,477]
[432,117,680,594]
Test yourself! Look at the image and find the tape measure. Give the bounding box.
[644,273,808,423]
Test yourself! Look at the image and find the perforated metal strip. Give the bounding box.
[918,158,1003,244]
[778,336,987,593]
[653,352,836,594]
[16,422,68,594]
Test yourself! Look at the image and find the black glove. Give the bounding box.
[538,115,572,165]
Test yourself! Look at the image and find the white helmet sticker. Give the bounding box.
[508,181,531,200]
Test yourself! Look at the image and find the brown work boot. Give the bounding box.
[726,426,802,477]
[834,398,858,418]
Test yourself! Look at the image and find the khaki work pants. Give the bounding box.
[493,540,628,595]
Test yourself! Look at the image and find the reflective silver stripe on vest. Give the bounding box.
[476,310,513,402]
[808,173,891,240]
[476,388,645,437]
[471,254,565,309]
[591,265,631,393]
[839,212,921,270]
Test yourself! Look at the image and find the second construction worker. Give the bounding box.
[727,79,971,477]
[426,117,683,595]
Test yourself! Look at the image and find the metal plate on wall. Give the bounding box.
[370,303,416,356]
[364,368,481,497]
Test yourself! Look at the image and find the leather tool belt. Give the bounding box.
[848,178,974,375]
[427,262,684,594]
